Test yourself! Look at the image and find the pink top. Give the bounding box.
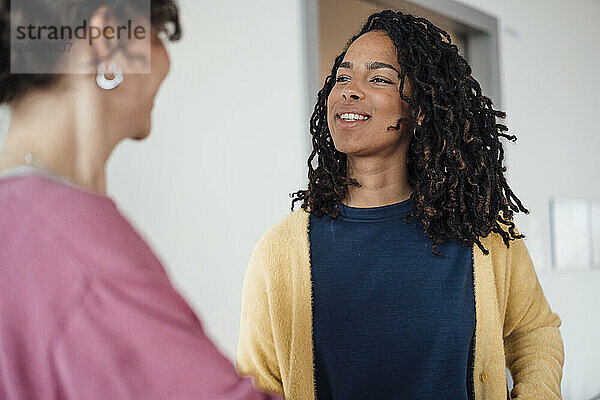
[0,174,281,400]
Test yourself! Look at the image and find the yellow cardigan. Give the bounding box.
[237,209,564,399]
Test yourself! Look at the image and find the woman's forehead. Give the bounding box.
[343,31,400,68]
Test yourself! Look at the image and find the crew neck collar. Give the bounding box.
[0,165,109,200]
[338,197,413,222]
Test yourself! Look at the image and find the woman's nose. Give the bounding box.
[342,83,364,100]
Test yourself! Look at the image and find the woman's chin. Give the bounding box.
[131,123,152,141]
[331,137,365,156]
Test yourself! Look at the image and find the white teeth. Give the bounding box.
[339,113,369,121]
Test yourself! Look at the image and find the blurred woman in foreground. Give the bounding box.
[0,1,279,398]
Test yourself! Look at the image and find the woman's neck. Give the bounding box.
[0,88,118,195]
[344,154,412,208]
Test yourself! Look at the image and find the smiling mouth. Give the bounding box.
[337,112,371,122]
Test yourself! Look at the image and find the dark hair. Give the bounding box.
[292,10,527,254]
[0,0,182,104]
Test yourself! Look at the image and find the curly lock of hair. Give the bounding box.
[292,9,528,255]
[0,0,182,105]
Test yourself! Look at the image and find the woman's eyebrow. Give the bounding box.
[367,61,399,73]
[338,61,399,73]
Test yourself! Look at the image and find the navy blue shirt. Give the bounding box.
[309,199,475,400]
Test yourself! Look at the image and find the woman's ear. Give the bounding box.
[87,7,151,76]
[88,6,117,66]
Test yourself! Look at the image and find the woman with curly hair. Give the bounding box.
[237,10,563,400]
[0,1,280,398]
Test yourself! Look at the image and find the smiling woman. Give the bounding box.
[296,12,525,252]
[327,31,415,160]
[237,9,564,400]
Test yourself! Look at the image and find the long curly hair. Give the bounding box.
[291,10,528,254]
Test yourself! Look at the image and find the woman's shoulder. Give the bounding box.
[478,220,533,280]
[247,208,310,277]
[255,208,310,250]
[480,219,526,254]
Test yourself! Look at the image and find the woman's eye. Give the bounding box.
[336,76,350,83]
[371,77,392,84]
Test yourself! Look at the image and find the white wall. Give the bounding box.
[107,0,307,359]
[454,1,600,398]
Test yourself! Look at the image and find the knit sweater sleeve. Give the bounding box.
[501,236,564,399]
[237,233,285,397]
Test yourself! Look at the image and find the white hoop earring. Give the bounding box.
[96,62,123,90]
